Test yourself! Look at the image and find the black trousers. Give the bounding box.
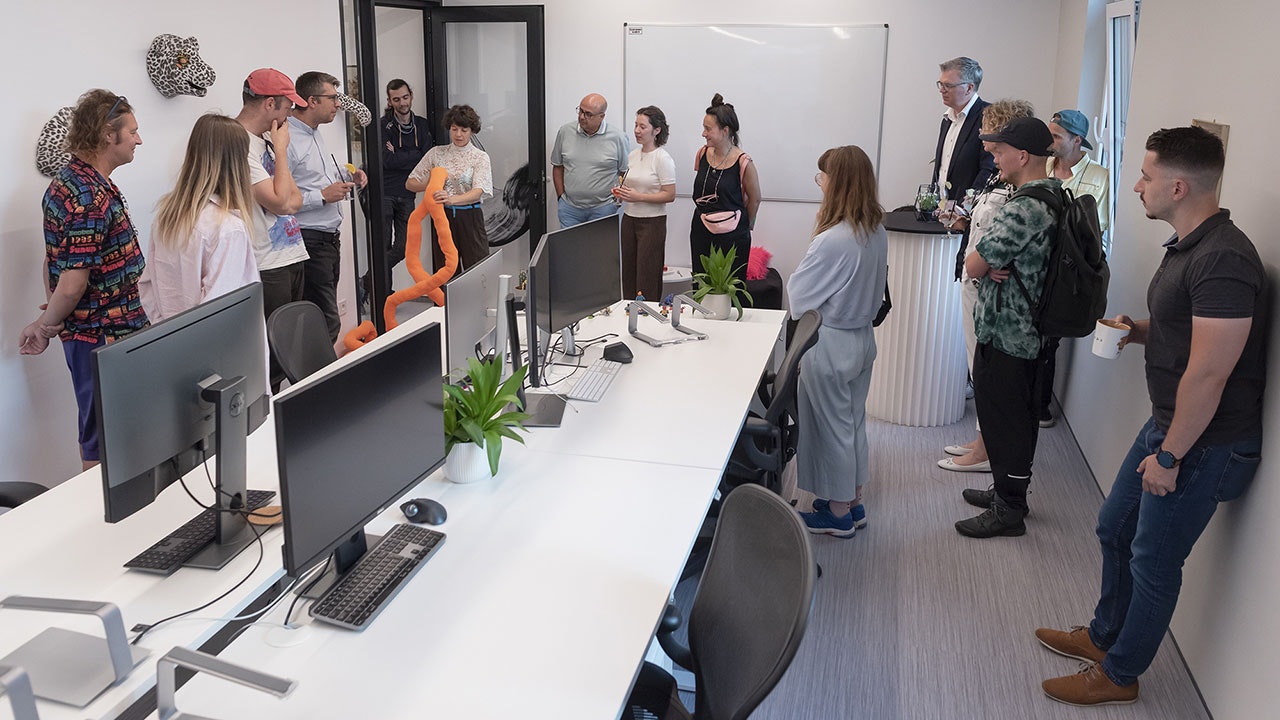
[301,229,342,344]
[620,214,667,301]
[260,261,305,391]
[382,195,415,287]
[1036,336,1061,417]
[431,205,489,275]
[972,342,1041,511]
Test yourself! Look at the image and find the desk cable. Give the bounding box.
[129,456,270,646]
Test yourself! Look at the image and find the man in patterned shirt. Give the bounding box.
[955,117,1060,539]
[18,89,148,470]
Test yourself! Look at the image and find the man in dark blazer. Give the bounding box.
[933,56,996,280]
[932,57,995,202]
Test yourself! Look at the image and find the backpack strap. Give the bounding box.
[1004,183,1064,312]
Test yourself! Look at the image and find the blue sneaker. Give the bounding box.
[800,506,856,538]
[812,499,868,529]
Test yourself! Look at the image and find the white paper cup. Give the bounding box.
[1092,319,1131,359]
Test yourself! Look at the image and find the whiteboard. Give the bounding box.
[623,23,888,203]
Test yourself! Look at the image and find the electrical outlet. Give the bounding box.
[338,299,348,316]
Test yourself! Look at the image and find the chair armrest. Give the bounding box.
[655,603,693,671]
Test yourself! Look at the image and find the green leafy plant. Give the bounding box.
[443,356,531,476]
[691,245,753,319]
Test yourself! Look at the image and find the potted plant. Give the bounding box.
[443,356,530,483]
[691,245,753,321]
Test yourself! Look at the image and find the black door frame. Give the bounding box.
[349,0,546,333]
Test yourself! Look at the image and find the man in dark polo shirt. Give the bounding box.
[1037,126,1265,706]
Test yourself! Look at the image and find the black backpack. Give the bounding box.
[1008,185,1109,338]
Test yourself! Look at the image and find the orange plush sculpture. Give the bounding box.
[343,166,458,350]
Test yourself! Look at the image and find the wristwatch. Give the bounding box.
[1156,447,1181,469]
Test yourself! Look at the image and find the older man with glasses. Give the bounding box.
[933,57,995,205]
[551,93,630,228]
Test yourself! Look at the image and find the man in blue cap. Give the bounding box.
[1038,109,1112,428]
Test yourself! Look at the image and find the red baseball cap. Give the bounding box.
[243,68,307,108]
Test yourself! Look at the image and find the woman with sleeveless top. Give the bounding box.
[689,94,761,279]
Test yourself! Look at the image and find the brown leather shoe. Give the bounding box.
[1035,626,1106,663]
[1043,662,1138,706]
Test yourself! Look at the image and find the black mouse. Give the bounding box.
[603,341,633,364]
[400,498,447,525]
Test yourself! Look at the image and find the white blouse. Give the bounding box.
[622,146,676,218]
[408,142,494,201]
[140,198,261,323]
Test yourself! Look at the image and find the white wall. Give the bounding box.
[0,1,350,487]
[449,0,1063,284]
[1057,1,1280,717]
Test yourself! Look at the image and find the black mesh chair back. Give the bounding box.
[763,310,820,427]
[688,484,816,720]
[267,301,338,385]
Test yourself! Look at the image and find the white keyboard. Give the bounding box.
[567,359,623,402]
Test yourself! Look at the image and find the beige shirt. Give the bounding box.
[1047,154,1110,235]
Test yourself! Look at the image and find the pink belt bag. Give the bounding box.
[700,209,741,234]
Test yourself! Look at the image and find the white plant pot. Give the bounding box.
[702,292,735,321]
[445,442,493,484]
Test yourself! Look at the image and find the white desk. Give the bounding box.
[0,427,286,720]
[526,305,787,470]
[163,447,720,719]
[0,303,782,720]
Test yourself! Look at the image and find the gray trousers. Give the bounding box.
[796,324,876,501]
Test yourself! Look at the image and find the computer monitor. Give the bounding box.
[275,322,446,585]
[524,215,622,386]
[444,246,508,377]
[93,283,270,565]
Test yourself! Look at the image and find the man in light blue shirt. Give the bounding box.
[287,71,367,342]
[551,93,629,228]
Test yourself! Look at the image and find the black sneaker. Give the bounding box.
[955,503,1027,538]
[961,485,1031,515]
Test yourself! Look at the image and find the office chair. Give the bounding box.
[624,484,816,720]
[0,482,47,510]
[722,309,821,494]
[267,301,338,385]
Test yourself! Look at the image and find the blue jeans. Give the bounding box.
[1089,417,1261,685]
[557,197,618,228]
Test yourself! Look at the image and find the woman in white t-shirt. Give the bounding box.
[407,104,494,273]
[612,106,676,300]
[141,113,260,324]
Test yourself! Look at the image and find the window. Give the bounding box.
[1101,0,1139,254]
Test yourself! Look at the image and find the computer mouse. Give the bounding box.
[603,341,634,364]
[400,498,447,525]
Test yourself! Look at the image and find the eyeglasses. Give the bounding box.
[107,95,128,119]
[936,81,969,91]
[576,107,603,119]
[312,94,340,102]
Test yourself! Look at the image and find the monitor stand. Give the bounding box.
[184,375,259,570]
[300,529,384,599]
[505,294,564,427]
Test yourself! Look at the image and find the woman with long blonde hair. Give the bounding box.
[787,145,888,538]
[140,113,260,322]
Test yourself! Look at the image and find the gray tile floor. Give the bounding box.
[688,403,1211,719]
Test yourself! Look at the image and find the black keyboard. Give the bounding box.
[123,489,276,574]
[310,523,446,631]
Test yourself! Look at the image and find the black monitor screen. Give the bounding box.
[275,322,445,578]
[529,215,622,336]
[93,283,269,523]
